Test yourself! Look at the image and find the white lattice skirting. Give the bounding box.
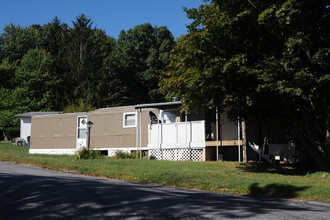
[149,149,204,161]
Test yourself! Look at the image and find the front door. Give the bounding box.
[76,116,87,150]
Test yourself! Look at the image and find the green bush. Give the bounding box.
[75,147,102,160]
[111,150,147,159]
[130,150,147,158]
[112,150,135,159]
[6,127,20,140]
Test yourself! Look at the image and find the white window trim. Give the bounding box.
[123,112,137,128]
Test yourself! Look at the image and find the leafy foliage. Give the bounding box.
[63,14,114,107]
[75,147,102,160]
[14,48,60,111]
[105,23,175,105]
[0,14,175,140]
[112,150,136,159]
[5,127,20,140]
[130,150,147,158]
[161,0,330,170]
[63,99,95,113]
[111,150,147,159]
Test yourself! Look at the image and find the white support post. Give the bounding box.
[242,119,246,162]
[176,120,179,145]
[139,109,142,159]
[160,110,163,148]
[157,109,160,149]
[136,109,139,158]
[185,111,188,149]
[160,110,163,160]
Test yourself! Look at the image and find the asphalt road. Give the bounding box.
[0,161,329,220]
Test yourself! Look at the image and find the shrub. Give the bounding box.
[112,150,135,159]
[130,150,147,158]
[6,127,20,140]
[75,147,102,160]
[111,150,147,159]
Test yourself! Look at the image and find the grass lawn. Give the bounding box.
[0,142,329,202]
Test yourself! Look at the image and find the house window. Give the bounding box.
[123,112,137,128]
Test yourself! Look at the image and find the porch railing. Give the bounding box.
[148,120,205,149]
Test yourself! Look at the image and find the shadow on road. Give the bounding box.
[0,164,327,219]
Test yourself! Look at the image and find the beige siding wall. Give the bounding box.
[89,107,155,149]
[30,106,156,150]
[30,113,81,149]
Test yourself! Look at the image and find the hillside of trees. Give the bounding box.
[0,14,175,140]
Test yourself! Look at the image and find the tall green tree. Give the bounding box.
[0,24,28,63]
[0,58,17,89]
[0,23,45,63]
[0,49,57,140]
[0,88,19,140]
[64,14,114,108]
[13,48,60,111]
[43,17,69,109]
[161,0,330,170]
[105,23,175,106]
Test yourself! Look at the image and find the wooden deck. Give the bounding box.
[205,140,243,147]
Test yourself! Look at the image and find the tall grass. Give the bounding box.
[0,142,329,202]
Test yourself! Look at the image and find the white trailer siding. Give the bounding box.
[20,117,31,145]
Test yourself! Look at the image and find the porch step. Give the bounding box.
[248,142,275,165]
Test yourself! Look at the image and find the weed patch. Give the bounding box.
[75,147,102,160]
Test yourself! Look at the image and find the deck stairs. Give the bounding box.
[249,142,275,165]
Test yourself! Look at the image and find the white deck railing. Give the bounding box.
[148,120,205,149]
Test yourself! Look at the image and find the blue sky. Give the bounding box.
[0,0,204,39]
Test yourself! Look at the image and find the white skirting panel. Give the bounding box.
[29,149,76,155]
[30,147,147,156]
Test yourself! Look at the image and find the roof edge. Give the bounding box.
[135,101,182,109]
[15,112,63,118]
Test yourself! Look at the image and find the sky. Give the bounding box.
[0,0,205,39]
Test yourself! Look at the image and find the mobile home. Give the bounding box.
[30,106,156,155]
[28,101,295,162]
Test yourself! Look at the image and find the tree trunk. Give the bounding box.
[300,109,330,171]
[2,130,8,141]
